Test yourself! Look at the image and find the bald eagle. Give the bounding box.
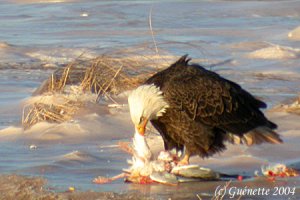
[128,55,282,165]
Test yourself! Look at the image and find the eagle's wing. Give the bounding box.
[162,68,276,136]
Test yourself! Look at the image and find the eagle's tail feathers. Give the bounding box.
[227,126,282,146]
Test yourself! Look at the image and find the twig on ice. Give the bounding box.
[93,173,128,184]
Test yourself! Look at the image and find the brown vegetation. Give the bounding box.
[271,97,300,115]
[22,49,174,129]
[0,174,154,200]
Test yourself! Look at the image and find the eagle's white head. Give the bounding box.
[128,84,169,136]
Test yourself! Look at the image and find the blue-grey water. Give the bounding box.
[0,0,300,198]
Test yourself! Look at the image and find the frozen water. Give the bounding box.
[0,0,300,198]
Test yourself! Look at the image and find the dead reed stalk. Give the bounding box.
[22,50,175,129]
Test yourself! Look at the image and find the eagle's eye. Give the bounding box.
[139,116,145,124]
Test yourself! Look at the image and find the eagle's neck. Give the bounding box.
[133,129,152,161]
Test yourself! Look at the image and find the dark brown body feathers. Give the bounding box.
[146,55,282,158]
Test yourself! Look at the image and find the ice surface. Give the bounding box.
[0,0,300,199]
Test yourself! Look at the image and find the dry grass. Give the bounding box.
[22,48,175,129]
[22,96,82,129]
[0,174,155,200]
[271,96,300,115]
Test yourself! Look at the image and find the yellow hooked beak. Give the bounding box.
[136,117,148,136]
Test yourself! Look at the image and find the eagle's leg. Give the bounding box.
[178,152,190,166]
